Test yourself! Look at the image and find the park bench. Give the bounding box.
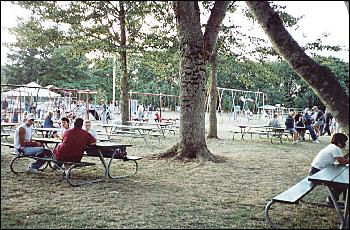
[264,177,316,228]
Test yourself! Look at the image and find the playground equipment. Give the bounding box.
[128,91,179,121]
[206,87,266,122]
[1,83,97,121]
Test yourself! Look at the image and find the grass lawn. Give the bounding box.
[1,118,346,229]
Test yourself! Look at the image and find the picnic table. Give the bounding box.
[126,121,177,137]
[235,125,268,140]
[1,122,19,133]
[265,164,349,228]
[308,164,349,229]
[99,124,160,145]
[9,139,141,187]
[32,127,61,138]
[32,137,61,149]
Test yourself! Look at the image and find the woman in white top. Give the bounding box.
[310,133,348,205]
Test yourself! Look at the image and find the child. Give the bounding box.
[309,133,349,206]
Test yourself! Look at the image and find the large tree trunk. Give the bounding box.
[119,1,129,125]
[208,50,219,138]
[246,1,349,136]
[159,1,229,161]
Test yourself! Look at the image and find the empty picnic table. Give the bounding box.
[99,124,160,145]
[235,125,270,140]
[1,122,19,133]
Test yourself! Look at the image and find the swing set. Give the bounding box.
[206,87,266,121]
[128,91,180,121]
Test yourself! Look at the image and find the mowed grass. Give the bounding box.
[1,124,345,229]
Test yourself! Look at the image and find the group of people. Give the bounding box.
[268,106,340,145]
[14,113,99,175]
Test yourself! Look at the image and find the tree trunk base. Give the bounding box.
[157,143,226,163]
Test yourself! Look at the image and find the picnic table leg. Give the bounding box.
[96,150,109,177]
[344,189,349,229]
[327,187,346,229]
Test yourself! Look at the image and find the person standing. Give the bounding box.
[303,108,320,143]
[101,99,107,124]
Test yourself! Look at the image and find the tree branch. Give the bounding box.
[246,1,349,135]
[203,1,230,56]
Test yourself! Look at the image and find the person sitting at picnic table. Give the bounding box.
[154,112,161,123]
[303,108,320,143]
[53,118,96,175]
[309,133,349,207]
[14,113,53,173]
[267,114,280,127]
[43,111,57,138]
[53,117,70,140]
[284,111,300,144]
[83,120,98,139]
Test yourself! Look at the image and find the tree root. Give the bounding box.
[157,142,226,163]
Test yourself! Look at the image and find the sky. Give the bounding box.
[1,1,349,65]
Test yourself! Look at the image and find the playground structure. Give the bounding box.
[206,87,266,121]
[128,91,180,121]
[1,83,97,122]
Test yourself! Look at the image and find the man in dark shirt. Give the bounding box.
[54,118,96,163]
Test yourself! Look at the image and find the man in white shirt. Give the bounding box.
[14,113,52,173]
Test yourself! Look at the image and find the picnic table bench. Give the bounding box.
[265,177,316,228]
[265,164,349,229]
[5,141,142,187]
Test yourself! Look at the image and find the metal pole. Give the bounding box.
[112,55,116,120]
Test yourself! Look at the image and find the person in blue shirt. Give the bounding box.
[303,108,320,143]
[43,111,57,138]
[284,111,300,144]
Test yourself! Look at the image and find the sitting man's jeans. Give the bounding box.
[22,147,51,170]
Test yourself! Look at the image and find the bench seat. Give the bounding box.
[265,177,316,228]
[272,177,315,203]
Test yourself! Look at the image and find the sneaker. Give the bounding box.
[27,166,41,174]
[292,141,301,145]
[313,140,320,143]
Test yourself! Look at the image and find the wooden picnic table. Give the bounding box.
[126,121,176,137]
[308,164,349,229]
[236,125,270,140]
[98,124,160,145]
[32,127,61,137]
[1,122,19,133]
[32,137,61,149]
